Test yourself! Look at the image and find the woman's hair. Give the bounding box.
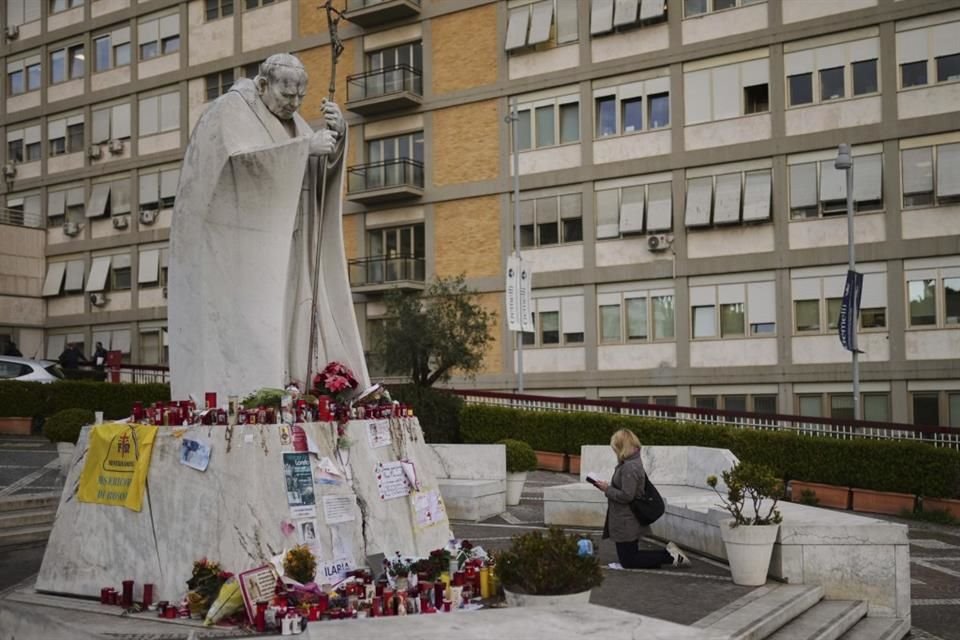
[610,428,641,463]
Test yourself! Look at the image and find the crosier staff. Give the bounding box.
[306,0,347,393]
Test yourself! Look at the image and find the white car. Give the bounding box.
[0,356,65,383]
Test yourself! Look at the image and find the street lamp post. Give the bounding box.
[835,144,860,420]
[509,96,524,393]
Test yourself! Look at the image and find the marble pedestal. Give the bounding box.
[424,444,506,521]
[36,418,452,602]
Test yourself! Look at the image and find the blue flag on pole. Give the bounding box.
[838,270,863,353]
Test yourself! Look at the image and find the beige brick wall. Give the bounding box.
[432,4,498,95]
[342,212,360,261]
[299,0,347,37]
[432,100,499,187]
[297,38,356,122]
[434,195,500,279]
[477,292,503,375]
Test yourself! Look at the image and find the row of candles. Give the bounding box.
[130,395,415,428]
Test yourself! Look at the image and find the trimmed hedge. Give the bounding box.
[387,384,464,443]
[460,405,960,499]
[43,408,95,444]
[0,381,170,420]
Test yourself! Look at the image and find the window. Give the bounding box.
[246,0,277,9]
[505,0,578,52]
[591,0,667,35]
[596,178,672,238]
[852,59,878,95]
[788,151,883,219]
[683,0,759,16]
[6,1,41,26]
[684,56,769,124]
[138,92,180,136]
[206,0,234,20]
[514,95,580,151]
[138,247,167,287]
[86,177,131,219]
[792,269,887,334]
[365,41,423,97]
[597,289,675,343]
[788,73,813,106]
[684,167,772,227]
[42,259,85,296]
[905,266,960,329]
[49,44,84,84]
[525,295,584,347]
[205,70,235,101]
[111,255,131,291]
[49,0,84,13]
[138,14,179,61]
[364,224,425,284]
[47,115,84,157]
[517,193,581,248]
[593,76,670,138]
[92,102,132,143]
[6,125,41,164]
[690,280,776,339]
[243,61,262,79]
[819,66,844,101]
[5,192,40,226]
[363,132,424,189]
[139,167,180,212]
[897,21,960,89]
[94,27,132,73]
[786,36,879,105]
[912,392,940,426]
[46,186,84,227]
[901,142,960,208]
[7,55,42,95]
[863,394,889,422]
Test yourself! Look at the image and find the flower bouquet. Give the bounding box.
[312,361,360,425]
[185,558,233,618]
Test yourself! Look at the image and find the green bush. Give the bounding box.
[0,381,169,420]
[494,527,603,596]
[460,404,960,499]
[42,408,95,444]
[498,438,537,473]
[387,384,464,443]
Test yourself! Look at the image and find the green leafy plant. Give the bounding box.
[42,408,95,444]
[797,489,820,506]
[707,462,783,527]
[241,387,286,409]
[283,545,317,584]
[499,438,537,473]
[494,527,603,596]
[388,384,464,443]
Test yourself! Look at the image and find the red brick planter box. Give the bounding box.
[923,497,960,519]
[535,450,567,472]
[789,480,851,510]
[0,417,32,435]
[567,455,581,475]
[851,488,916,516]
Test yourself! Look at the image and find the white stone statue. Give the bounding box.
[168,53,369,402]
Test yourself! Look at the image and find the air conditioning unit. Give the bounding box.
[5,25,19,40]
[108,139,124,155]
[62,221,80,236]
[139,209,157,225]
[2,163,16,178]
[88,145,102,159]
[647,234,673,252]
[90,292,107,307]
[112,215,129,229]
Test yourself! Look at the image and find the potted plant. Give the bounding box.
[494,527,603,607]
[499,439,537,506]
[707,461,783,587]
[42,408,94,475]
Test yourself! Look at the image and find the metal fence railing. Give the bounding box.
[348,254,425,287]
[347,158,424,194]
[449,389,960,450]
[347,0,420,9]
[347,64,422,102]
[0,208,43,228]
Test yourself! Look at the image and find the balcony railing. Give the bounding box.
[345,0,421,27]
[348,254,425,289]
[347,158,424,204]
[346,65,422,114]
[0,208,42,228]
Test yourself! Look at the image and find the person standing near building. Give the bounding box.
[92,342,108,370]
[58,343,87,370]
[594,428,690,569]
[3,341,22,357]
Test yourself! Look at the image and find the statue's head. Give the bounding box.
[255,53,308,121]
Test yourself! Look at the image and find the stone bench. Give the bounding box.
[543,445,910,620]
[424,444,506,521]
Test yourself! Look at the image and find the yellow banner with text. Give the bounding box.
[77,423,158,512]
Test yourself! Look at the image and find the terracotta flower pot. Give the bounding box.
[567,455,581,475]
[851,488,916,516]
[535,451,567,472]
[0,417,32,435]
[789,480,851,510]
[923,497,960,519]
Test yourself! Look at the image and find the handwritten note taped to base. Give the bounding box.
[376,461,410,500]
[322,495,355,524]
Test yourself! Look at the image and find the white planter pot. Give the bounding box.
[506,471,527,506]
[719,519,780,586]
[56,442,76,476]
[503,587,591,608]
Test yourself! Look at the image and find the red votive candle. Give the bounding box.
[453,571,465,587]
[142,583,154,608]
[375,580,385,597]
[121,581,134,608]
[434,581,444,609]
[100,587,110,604]
[371,597,381,617]
[255,602,267,631]
[317,593,329,613]
[204,392,217,409]
[443,599,451,613]
[132,401,143,422]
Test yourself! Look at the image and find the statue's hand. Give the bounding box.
[309,129,339,156]
[321,99,345,137]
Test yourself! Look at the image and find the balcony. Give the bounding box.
[348,254,426,293]
[346,65,423,115]
[345,0,421,28]
[347,158,424,204]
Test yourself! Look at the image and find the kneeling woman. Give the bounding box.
[594,428,689,569]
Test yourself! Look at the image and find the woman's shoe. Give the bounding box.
[666,542,690,567]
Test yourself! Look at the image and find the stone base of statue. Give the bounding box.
[35,418,452,601]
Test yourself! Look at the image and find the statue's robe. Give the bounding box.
[168,78,369,402]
